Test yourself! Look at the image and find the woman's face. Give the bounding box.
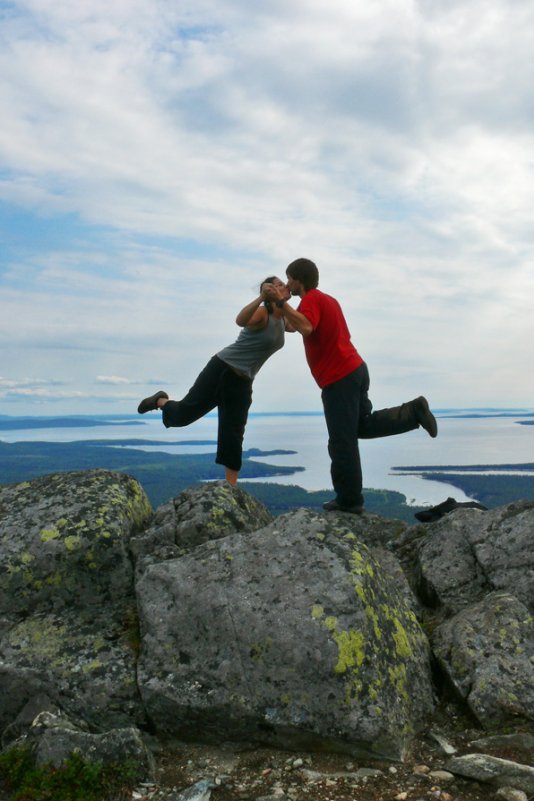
[270,277,290,299]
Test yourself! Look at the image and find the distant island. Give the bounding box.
[0,438,424,521]
[1,412,533,521]
[392,464,534,508]
[0,417,145,430]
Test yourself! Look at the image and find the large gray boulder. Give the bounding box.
[131,481,273,574]
[136,508,434,760]
[432,592,534,727]
[415,501,534,615]
[0,470,153,733]
[0,469,152,617]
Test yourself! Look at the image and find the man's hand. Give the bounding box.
[262,283,285,302]
[264,285,313,336]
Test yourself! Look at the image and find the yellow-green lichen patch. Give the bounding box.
[333,628,366,674]
[313,539,431,717]
[82,658,103,673]
[391,616,413,659]
[64,535,82,552]
[250,637,273,663]
[8,617,112,661]
[40,528,60,543]
[365,605,382,641]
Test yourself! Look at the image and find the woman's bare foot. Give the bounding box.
[225,468,239,485]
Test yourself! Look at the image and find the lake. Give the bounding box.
[2,411,534,506]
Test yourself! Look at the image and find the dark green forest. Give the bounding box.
[1,438,533,521]
[0,439,423,521]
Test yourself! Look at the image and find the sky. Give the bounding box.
[1,0,534,417]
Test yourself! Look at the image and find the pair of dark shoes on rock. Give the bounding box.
[415,496,488,522]
[137,390,168,414]
[323,499,364,515]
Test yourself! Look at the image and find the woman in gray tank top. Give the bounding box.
[137,277,292,485]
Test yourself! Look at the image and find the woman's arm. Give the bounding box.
[235,294,269,329]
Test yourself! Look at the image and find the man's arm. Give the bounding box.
[276,299,313,337]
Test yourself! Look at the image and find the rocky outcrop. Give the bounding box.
[27,711,154,774]
[131,480,273,574]
[0,469,151,617]
[0,470,533,789]
[447,753,534,794]
[432,592,534,726]
[136,508,434,760]
[415,501,534,614]
[0,470,152,733]
[409,500,534,727]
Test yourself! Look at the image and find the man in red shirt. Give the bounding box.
[269,258,437,513]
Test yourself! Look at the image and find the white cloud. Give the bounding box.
[0,377,65,389]
[1,0,533,414]
[96,375,131,385]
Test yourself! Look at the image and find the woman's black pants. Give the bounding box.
[161,356,252,472]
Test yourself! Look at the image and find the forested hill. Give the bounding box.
[0,439,421,521]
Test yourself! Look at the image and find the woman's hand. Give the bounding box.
[262,283,286,302]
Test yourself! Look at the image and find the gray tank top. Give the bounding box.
[217,313,285,380]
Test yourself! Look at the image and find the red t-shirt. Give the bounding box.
[298,289,363,388]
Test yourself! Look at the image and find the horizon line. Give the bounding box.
[1,407,534,421]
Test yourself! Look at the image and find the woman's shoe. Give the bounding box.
[413,396,438,438]
[137,391,169,414]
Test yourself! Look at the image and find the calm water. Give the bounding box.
[2,412,534,506]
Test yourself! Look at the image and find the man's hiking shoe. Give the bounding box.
[137,391,169,414]
[413,396,438,438]
[323,499,364,514]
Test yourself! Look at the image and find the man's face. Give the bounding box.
[286,275,302,296]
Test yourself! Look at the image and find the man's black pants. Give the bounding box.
[321,362,418,507]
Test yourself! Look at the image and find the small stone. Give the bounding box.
[429,770,455,783]
[413,764,431,775]
[355,768,384,779]
[394,793,408,800]
[430,730,458,755]
[495,788,528,801]
[389,766,398,774]
[292,758,304,768]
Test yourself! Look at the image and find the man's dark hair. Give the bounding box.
[286,258,319,291]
